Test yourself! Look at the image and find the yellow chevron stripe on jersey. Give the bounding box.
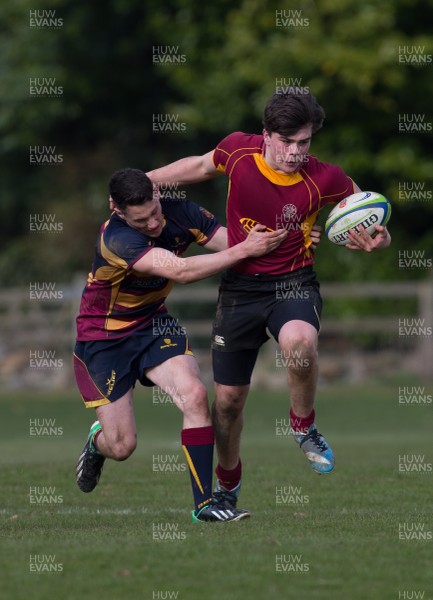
[116,284,174,309]
[302,212,318,249]
[188,228,209,245]
[104,316,139,331]
[100,233,129,270]
[240,217,274,233]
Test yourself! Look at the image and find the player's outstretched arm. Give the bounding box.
[146,151,219,185]
[134,225,287,284]
[346,225,391,252]
[202,227,228,252]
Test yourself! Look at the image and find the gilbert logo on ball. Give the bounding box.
[325,192,391,246]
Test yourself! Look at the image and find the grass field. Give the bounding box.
[1,378,432,600]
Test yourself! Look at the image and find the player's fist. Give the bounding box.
[243,224,287,257]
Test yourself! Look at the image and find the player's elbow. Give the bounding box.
[201,168,219,181]
[176,272,195,285]
[172,264,195,285]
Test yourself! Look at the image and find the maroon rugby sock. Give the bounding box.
[290,408,315,434]
[215,459,242,491]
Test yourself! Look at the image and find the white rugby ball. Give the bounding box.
[325,191,391,246]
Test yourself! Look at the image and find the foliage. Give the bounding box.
[0,0,432,283]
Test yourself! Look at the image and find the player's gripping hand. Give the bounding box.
[346,225,391,252]
[242,224,287,257]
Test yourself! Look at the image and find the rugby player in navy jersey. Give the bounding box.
[146,91,391,512]
[74,168,286,523]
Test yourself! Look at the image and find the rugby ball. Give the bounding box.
[325,192,391,246]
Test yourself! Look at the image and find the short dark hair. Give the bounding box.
[263,91,325,137]
[109,168,153,212]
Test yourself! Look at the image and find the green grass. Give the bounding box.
[1,380,432,600]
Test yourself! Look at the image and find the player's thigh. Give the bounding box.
[74,338,137,408]
[268,291,321,359]
[212,281,269,354]
[95,387,137,446]
[144,354,208,415]
[212,348,259,387]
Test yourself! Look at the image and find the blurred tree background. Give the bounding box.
[1,0,432,285]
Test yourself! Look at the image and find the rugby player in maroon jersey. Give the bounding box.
[146,91,391,512]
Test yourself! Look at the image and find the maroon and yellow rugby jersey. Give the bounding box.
[212,132,355,275]
[76,199,220,341]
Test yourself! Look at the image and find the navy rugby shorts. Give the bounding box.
[74,314,193,408]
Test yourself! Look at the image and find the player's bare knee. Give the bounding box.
[176,379,209,417]
[189,379,208,404]
[109,435,137,461]
[178,379,208,410]
[283,338,317,377]
[214,403,242,423]
[213,388,246,420]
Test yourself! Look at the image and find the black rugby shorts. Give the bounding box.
[211,267,322,386]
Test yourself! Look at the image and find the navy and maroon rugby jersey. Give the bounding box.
[76,199,220,341]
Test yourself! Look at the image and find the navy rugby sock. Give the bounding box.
[181,426,214,512]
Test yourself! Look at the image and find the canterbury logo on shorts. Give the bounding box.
[213,335,225,347]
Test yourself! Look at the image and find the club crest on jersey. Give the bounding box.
[199,206,215,219]
[282,204,297,221]
[240,218,274,233]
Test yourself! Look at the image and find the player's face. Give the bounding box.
[118,191,164,237]
[263,125,312,174]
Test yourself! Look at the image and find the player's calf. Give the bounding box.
[100,433,137,461]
